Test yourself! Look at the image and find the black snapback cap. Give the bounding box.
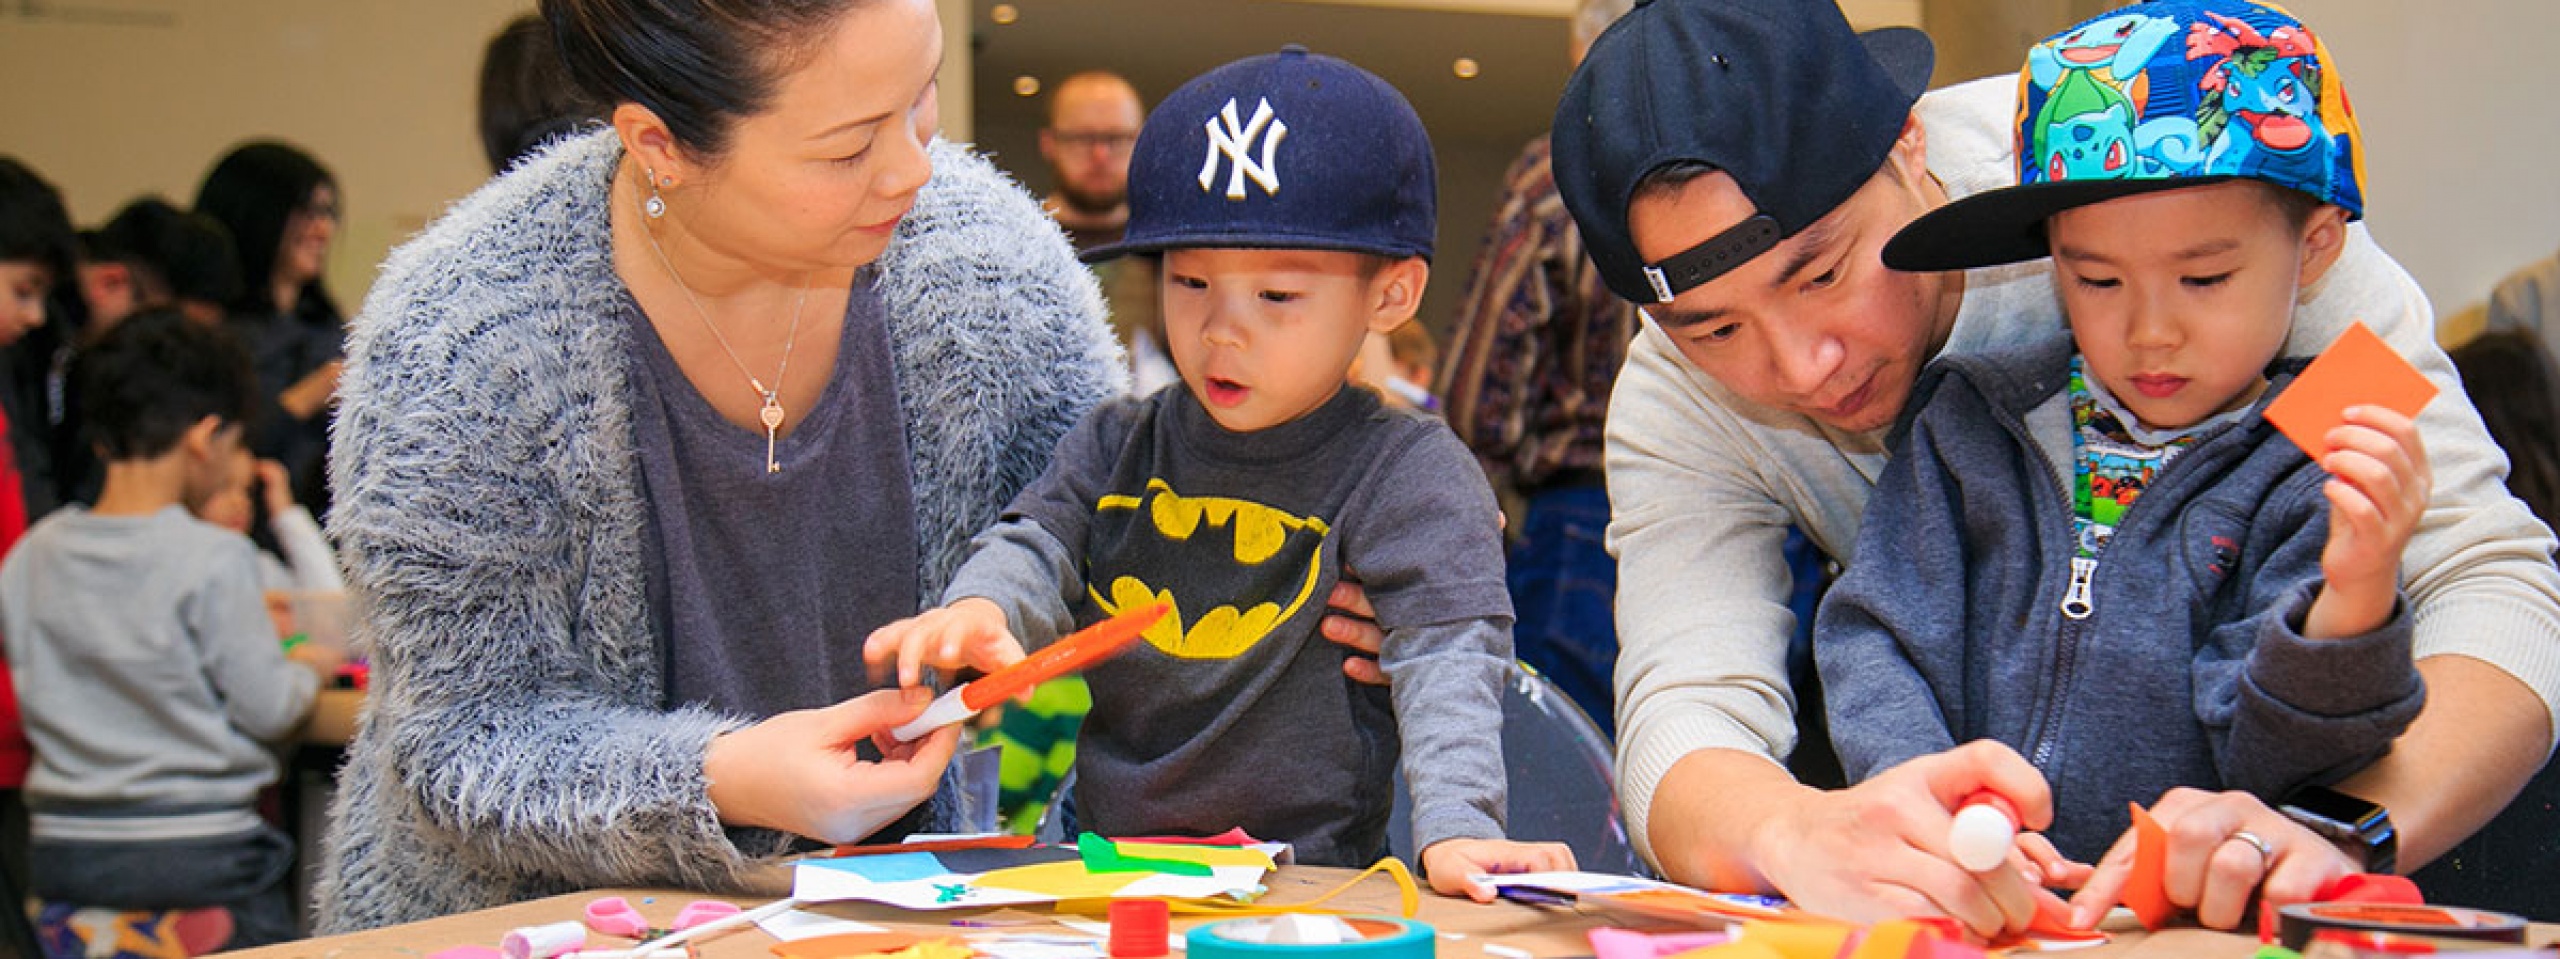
[1552,0,1935,305]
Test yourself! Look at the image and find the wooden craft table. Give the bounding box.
[303,688,365,747]
[223,865,2549,959]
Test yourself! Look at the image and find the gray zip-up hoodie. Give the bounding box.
[313,130,1123,931]
[1816,333,2424,862]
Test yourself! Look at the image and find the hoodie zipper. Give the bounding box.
[1986,368,2247,772]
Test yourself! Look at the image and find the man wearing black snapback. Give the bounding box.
[1543,0,2560,938]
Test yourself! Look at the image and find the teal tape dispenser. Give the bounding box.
[1187,917,1434,959]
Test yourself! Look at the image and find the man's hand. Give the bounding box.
[1320,577,1389,686]
[1749,741,2064,942]
[2068,787,2357,931]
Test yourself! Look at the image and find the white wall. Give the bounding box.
[0,0,976,310]
[2289,0,2560,318]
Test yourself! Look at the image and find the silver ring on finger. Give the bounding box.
[2225,829,2275,872]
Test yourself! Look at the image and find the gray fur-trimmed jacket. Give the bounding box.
[312,130,1123,931]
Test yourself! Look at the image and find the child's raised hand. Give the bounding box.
[1420,837,1578,902]
[862,597,1028,689]
[2307,405,2432,639]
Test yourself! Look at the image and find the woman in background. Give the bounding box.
[195,141,346,513]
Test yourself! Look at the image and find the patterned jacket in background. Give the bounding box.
[1439,134,1639,491]
[313,129,1123,931]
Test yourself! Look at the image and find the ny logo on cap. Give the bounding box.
[1199,97,1288,200]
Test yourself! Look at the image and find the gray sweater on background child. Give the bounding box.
[947,385,1514,866]
[0,505,316,842]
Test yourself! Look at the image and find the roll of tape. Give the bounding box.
[2275,902,2529,951]
[1186,917,1434,959]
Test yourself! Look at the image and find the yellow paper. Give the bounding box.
[974,861,1144,898]
[1736,919,1854,959]
[1112,842,1275,869]
[1848,920,1925,959]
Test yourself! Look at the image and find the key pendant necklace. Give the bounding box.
[641,201,807,474]
[756,389,786,472]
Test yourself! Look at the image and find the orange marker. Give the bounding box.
[889,603,1171,742]
[1947,790,2019,873]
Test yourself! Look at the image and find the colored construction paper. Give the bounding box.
[791,843,1268,910]
[1670,944,1786,959]
[1734,919,1854,959]
[975,861,1148,899]
[933,846,1082,874]
[798,941,967,959]
[1079,833,1213,877]
[1118,828,1265,846]
[828,835,1039,858]
[1847,920,1927,959]
[2262,321,2437,461]
[2123,803,2175,931]
[1112,840,1274,870]
[770,932,928,959]
[756,911,887,942]
[803,852,948,883]
[1588,927,1735,959]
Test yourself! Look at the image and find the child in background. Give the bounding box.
[79,197,244,332]
[1353,322,1442,412]
[3,309,342,949]
[866,48,1572,895]
[1819,0,2428,877]
[192,447,346,593]
[0,154,76,910]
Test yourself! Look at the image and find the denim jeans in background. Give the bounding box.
[30,824,300,951]
[1506,482,1620,736]
[1507,481,1833,745]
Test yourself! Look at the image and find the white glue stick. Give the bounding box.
[1947,790,2020,873]
[502,922,588,959]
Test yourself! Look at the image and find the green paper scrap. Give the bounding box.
[1076,832,1213,877]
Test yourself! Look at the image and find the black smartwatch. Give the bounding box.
[2278,785,2397,875]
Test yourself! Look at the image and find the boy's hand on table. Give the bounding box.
[705,687,963,842]
[2307,405,2431,639]
[1421,837,1578,902]
[1320,577,1389,686]
[862,597,1028,689]
[1756,741,2056,943]
[2066,786,2356,931]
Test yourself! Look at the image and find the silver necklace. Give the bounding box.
[639,214,808,474]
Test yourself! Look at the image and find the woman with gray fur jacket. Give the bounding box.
[313,0,1129,929]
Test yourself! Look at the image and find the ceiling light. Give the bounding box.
[1453,57,1481,79]
[991,4,1018,25]
[1014,75,1042,97]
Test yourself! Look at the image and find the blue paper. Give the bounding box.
[804,852,947,882]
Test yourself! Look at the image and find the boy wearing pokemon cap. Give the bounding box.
[1815,0,2427,871]
[866,47,1573,894]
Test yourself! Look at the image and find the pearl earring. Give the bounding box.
[643,167,668,219]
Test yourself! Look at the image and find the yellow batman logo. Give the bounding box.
[1091,479,1331,659]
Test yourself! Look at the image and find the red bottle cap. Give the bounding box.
[1108,899,1170,958]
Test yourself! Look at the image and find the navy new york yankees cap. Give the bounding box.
[1551,0,1935,305]
[1083,45,1438,264]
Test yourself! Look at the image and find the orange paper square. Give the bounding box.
[2261,321,2438,461]
[2122,803,2174,932]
